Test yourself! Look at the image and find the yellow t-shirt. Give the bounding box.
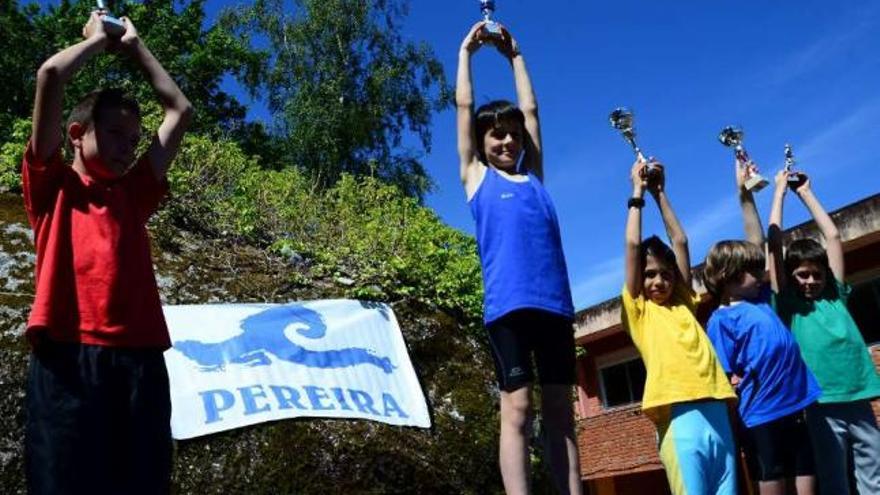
[620,285,735,418]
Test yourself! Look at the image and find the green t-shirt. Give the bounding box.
[774,279,880,403]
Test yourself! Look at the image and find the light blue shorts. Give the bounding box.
[656,401,738,495]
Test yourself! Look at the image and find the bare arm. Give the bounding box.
[118,18,192,181]
[456,23,485,198]
[736,158,764,247]
[767,170,789,293]
[648,162,692,288]
[795,176,844,281]
[625,159,648,299]
[497,28,542,181]
[31,12,110,163]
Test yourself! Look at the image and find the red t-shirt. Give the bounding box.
[22,142,171,348]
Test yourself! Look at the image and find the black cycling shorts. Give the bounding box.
[742,409,816,481]
[485,309,576,392]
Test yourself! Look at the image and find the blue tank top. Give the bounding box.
[469,167,575,324]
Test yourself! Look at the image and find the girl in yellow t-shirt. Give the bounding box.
[623,157,737,495]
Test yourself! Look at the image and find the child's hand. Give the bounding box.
[793,173,811,195]
[730,373,742,389]
[735,158,759,193]
[774,169,790,194]
[461,22,487,54]
[630,158,648,194]
[646,157,665,194]
[82,11,108,41]
[118,17,140,51]
[493,25,521,59]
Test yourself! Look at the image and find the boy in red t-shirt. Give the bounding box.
[23,10,191,495]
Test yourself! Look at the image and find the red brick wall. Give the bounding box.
[576,403,662,480]
[575,343,880,483]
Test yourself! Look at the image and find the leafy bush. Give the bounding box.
[0,119,31,193]
[161,133,484,328]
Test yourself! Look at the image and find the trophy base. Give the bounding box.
[786,173,805,189]
[101,15,126,37]
[483,20,502,37]
[745,174,769,192]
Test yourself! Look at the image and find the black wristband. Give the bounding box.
[628,197,645,209]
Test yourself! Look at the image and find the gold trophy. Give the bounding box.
[718,126,768,192]
[610,107,660,182]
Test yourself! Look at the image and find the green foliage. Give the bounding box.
[1,0,266,139]
[224,0,452,198]
[0,119,31,192]
[162,133,483,325]
[0,0,41,140]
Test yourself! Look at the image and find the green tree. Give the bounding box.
[0,0,268,140]
[0,0,41,140]
[225,0,451,198]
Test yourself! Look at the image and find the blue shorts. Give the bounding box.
[656,401,738,495]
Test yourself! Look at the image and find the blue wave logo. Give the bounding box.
[174,305,395,374]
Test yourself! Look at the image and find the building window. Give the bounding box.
[598,357,646,408]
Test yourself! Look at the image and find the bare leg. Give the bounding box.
[794,475,815,495]
[758,480,785,495]
[499,385,534,495]
[541,384,584,495]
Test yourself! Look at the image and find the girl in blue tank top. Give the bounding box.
[456,21,582,495]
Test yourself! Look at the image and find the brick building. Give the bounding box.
[572,194,880,494]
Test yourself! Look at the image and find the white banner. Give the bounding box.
[163,300,430,439]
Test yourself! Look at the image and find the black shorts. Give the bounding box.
[25,340,172,495]
[742,409,816,481]
[485,309,576,392]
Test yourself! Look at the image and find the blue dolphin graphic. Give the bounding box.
[174,305,395,374]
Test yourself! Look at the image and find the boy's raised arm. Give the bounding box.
[736,158,765,247]
[795,176,845,282]
[649,162,692,289]
[119,17,192,181]
[625,159,647,299]
[32,12,110,164]
[498,28,542,181]
[767,170,789,293]
[456,22,484,194]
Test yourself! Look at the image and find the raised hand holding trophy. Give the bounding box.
[784,143,805,188]
[96,0,126,38]
[718,125,768,192]
[479,0,503,38]
[610,107,660,182]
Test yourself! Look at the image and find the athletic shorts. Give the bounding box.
[25,339,172,495]
[485,309,576,392]
[656,401,738,495]
[742,409,816,481]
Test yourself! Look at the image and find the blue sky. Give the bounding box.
[50,0,880,310]
[402,1,880,310]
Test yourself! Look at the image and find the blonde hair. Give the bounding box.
[703,240,764,296]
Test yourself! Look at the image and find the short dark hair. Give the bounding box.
[66,88,141,134]
[703,240,765,297]
[474,100,525,163]
[784,238,829,276]
[641,235,678,276]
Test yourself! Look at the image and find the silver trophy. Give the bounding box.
[96,0,125,37]
[610,107,660,181]
[479,0,502,38]
[784,144,805,188]
[718,125,768,192]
